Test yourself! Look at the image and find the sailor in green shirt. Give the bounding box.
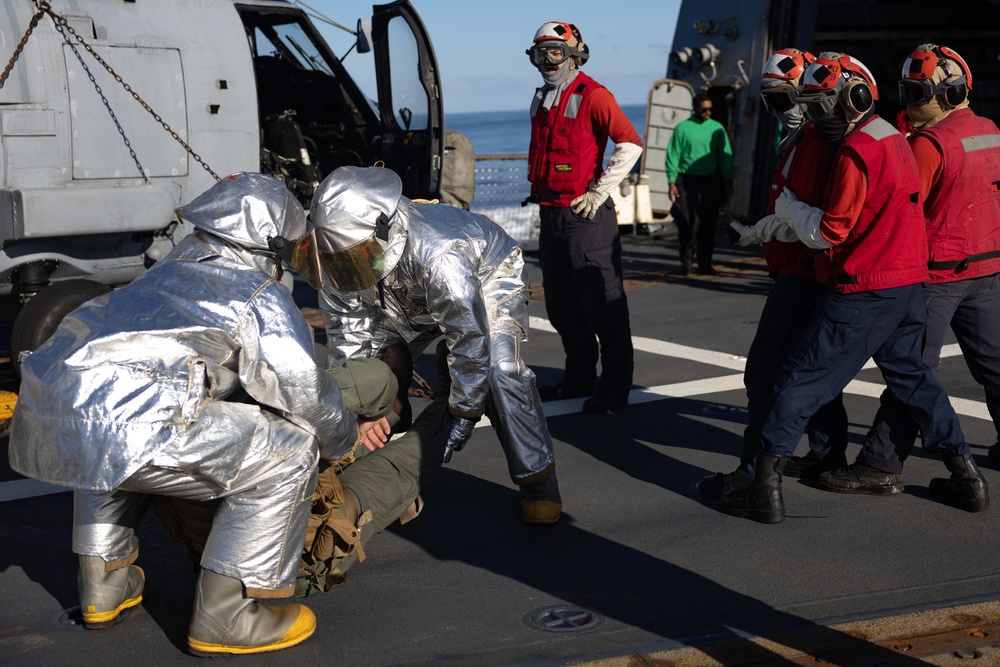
[665,93,734,275]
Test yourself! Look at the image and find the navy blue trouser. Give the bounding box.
[672,172,723,269]
[857,274,1000,473]
[538,199,634,399]
[739,275,848,475]
[758,283,968,461]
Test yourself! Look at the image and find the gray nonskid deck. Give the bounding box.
[2,232,997,665]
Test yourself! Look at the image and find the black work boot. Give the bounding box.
[698,469,751,500]
[782,451,848,480]
[816,462,903,495]
[582,393,629,414]
[537,380,597,401]
[720,451,786,524]
[384,343,413,432]
[929,452,989,513]
[677,249,692,276]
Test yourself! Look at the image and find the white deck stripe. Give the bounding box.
[529,316,962,371]
[0,323,979,502]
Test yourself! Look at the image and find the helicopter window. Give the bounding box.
[248,20,335,77]
[385,16,428,131]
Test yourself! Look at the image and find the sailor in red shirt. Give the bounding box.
[700,48,848,500]
[825,44,1000,491]
[720,52,988,523]
[526,21,643,414]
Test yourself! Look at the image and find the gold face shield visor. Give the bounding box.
[271,229,387,292]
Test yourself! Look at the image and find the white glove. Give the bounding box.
[756,213,800,243]
[570,189,610,219]
[774,187,831,249]
[571,141,644,219]
[728,220,760,247]
[729,214,796,246]
[773,187,800,220]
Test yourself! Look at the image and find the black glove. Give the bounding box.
[443,416,476,463]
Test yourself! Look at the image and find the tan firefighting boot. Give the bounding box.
[78,555,146,629]
[520,471,562,524]
[187,569,316,656]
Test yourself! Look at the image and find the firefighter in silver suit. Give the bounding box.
[313,165,562,524]
[8,172,375,656]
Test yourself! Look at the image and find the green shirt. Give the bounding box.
[665,116,733,183]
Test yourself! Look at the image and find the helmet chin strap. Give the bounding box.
[375,212,391,242]
[267,235,296,264]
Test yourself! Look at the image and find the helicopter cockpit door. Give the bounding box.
[371,1,444,199]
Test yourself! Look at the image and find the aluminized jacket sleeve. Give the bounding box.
[237,284,359,461]
[421,244,491,418]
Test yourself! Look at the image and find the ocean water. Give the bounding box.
[446,103,648,156]
[447,103,648,242]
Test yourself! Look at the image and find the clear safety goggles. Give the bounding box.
[799,91,840,123]
[527,43,571,67]
[760,86,798,115]
[898,77,965,106]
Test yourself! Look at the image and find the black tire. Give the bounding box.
[10,279,112,378]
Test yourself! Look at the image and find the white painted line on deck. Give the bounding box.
[845,379,991,421]
[530,316,748,371]
[529,316,988,419]
[0,323,980,502]
[529,317,962,372]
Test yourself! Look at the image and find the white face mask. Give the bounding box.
[774,106,804,133]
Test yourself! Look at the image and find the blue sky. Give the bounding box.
[304,1,682,113]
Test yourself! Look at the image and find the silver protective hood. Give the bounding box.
[176,171,308,251]
[10,173,359,493]
[318,202,556,481]
[310,166,409,284]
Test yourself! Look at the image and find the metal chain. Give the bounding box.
[0,3,47,90]
[4,2,221,181]
[409,370,437,401]
[52,17,149,183]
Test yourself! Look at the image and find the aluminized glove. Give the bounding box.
[443,416,476,463]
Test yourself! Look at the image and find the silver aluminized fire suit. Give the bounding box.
[319,201,556,484]
[9,173,358,597]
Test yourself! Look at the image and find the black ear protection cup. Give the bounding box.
[570,24,589,66]
[927,44,970,108]
[936,47,969,107]
[841,78,874,117]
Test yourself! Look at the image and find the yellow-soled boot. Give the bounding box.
[519,471,562,524]
[187,569,316,657]
[78,555,145,629]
